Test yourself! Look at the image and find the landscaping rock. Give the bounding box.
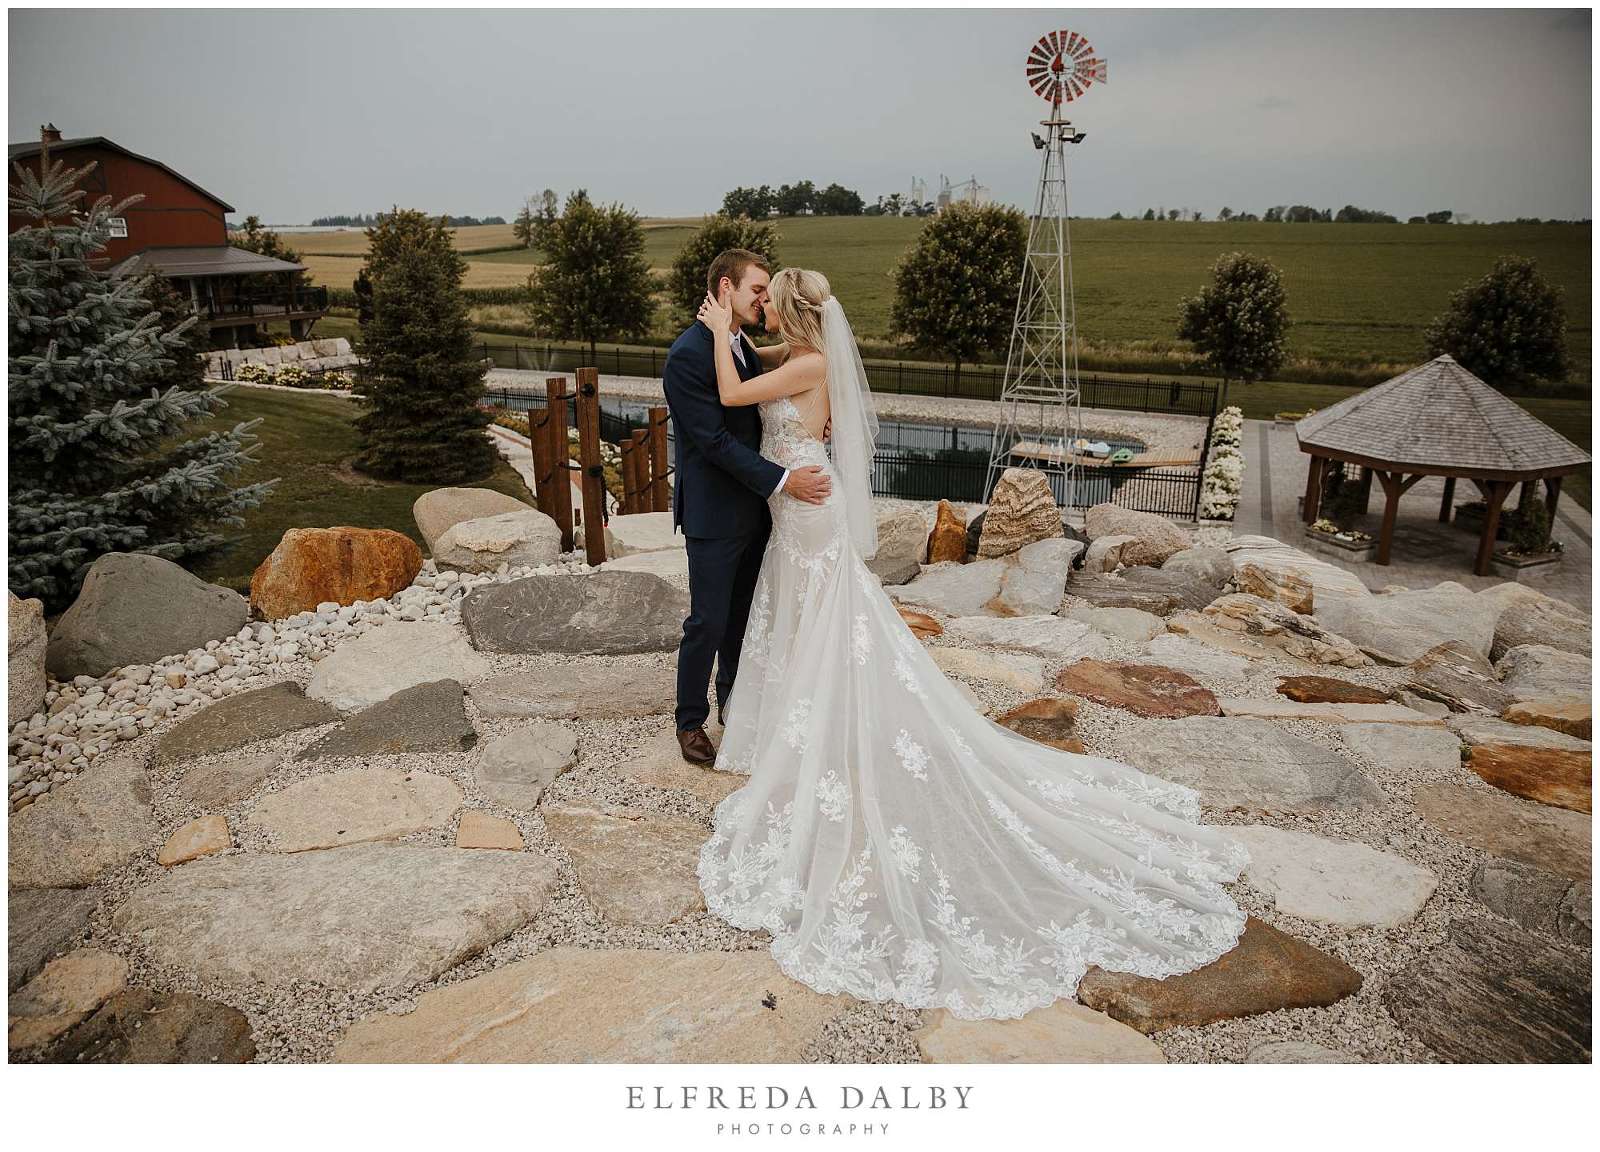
[155,682,337,763]
[1336,722,1464,777]
[994,697,1084,752]
[613,730,746,805]
[992,537,1080,615]
[1495,644,1590,703]
[112,843,560,993]
[1481,585,1591,659]
[8,591,47,724]
[1467,744,1591,814]
[916,1000,1164,1063]
[874,507,931,567]
[1134,634,1253,681]
[298,680,477,761]
[1076,917,1362,1034]
[468,663,676,720]
[249,526,423,621]
[473,726,578,810]
[1055,662,1220,719]
[1220,535,1370,607]
[891,559,1006,617]
[306,620,489,711]
[461,571,688,655]
[9,760,156,888]
[1233,825,1436,928]
[1414,783,1590,882]
[1405,640,1514,714]
[1236,562,1315,614]
[602,510,684,558]
[1313,581,1495,665]
[1245,1041,1363,1063]
[978,468,1063,557]
[896,606,944,640]
[1383,916,1589,1063]
[1216,698,1442,725]
[1470,858,1591,947]
[8,948,127,1052]
[542,804,707,926]
[9,887,99,991]
[1180,593,1370,668]
[157,815,230,866]
[944,614,1106,660]
[1083,504,1190,567]
[1082,534,1138,573]
[599,548,690,581]
[49,989,256,1064]
[432,509,563,573]
[412,486,533,553]
[45,553,249,679]
[1061,606,1165,643]
[456,810,525,851]
[1276,675,1391,705]
[1065,567,1220,616]
[931,647,1045,695]
[1159,546,1234,588]
[927,499,967,564]
[250,766,463,852]
[1447,715,1591,753]
[176,751,282,809]
[332,948,850,1062]
[1503,698,1591,741]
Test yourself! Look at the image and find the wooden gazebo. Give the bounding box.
[1297,355,1590,575]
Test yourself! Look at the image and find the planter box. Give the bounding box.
[1489,549,1563,582]
[1302,525,1376,563]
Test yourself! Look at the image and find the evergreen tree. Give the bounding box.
[9,156,273,609]
[889,203,1027,387]
[668,214,781,324]
[525,190,654,360]
[353,208,497,482]
[352,267,374,328]
[141,273,209,389]
[1424,255,1569,387]
[229,214,304,276]
[1176,252,1290,401]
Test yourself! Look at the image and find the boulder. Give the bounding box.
[542,804,707,926]
[1061,606,1165,643]
[9,760,156,889]
[249,527,423,621]
[1076,917,1361,1034]
[994,697,1084,753]
[155,681,337,763]
[298,679,477,760]
[332,948,850,1062]
[602,510,684,559]
[1467,744,1591,814]
[927,499,968,564]
[1383,916,1588,1063]
[1220,535,1369,607]
[306,621,489,711]
[45,554,249,679]
[8,887,100,992]
[1276,676,1391,705]
[8,591,47,724]
[1313,581,1495,665]
[874,507,931,566]
[468,663,677,719]
[599,548,689,582]
[433,509,563,573]
[460,571,688,655]
[1057,661,1220,719]
[1233,825,1437,928]
[1447,715,1591,753]
[1413,783,1590,882]
[931,647,1044,695]
[977,468,1063,557]
[1469,859,1590,947]
[1503,698,1591,741]
[1082,504,1190,567]
[993,537,1080,615]
[1065,567,1220,616]
[1082,534,1138,573]
[473,726,578,810]
[112,843,559,994]
[888,558,1007,617]
[1405,640,1514,714]
[866,554,922,586]
[1495,644,1590,703]
[1479,585,1591,659]
[943,614,1107,660]
[1118,716,1384,814]
[8,948,128,1052]
[1235,562,1314,614]
[251,766,464,851]
[50,989,256,1064]
[1159,546,1234,588]
[1179,594,1370,668]
[916,1000,1164,1063]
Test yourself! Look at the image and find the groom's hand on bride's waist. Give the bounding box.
[781,465,831,505]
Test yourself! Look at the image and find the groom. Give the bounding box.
[662,249,832,765]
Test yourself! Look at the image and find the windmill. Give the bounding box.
[984,29,1107,510]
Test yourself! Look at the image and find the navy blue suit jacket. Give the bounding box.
[662,321,785,539]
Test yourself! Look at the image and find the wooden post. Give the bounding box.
[1544,475,1563,525]
[618,436,636,515]
[628,429,650,515]
[1439,476,1456,522]
[1475,480,1512,576]
[1357,466,1374,513]
[528,403,555,522]
[573,367,608,565]
[1375,469,1401,565]
[545,378,574,553]
[1302,454,1325,523]
[649,406,670,513]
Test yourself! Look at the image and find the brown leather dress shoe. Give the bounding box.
[677,726,715,765]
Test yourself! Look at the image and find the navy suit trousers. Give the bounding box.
[676,528,769,732]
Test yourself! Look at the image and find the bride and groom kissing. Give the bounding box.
[664,249,1250,1021]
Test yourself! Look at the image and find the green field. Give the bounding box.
[295,217,1591,383]
[185,388,534,592]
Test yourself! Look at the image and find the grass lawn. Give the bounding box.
[185,387,534,593]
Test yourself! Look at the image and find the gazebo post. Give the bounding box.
[1302,453,1325,523]
[1438,476,1456,522]
[1544,475,1563,523]
[1474,480,1512,576]
[1375,469,1401,565]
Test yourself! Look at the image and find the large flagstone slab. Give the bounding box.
[1233,825,1436,928]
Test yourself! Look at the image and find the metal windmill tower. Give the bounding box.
[984,29,1107,509]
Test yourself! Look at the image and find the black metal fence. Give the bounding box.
[477,341,1220,418]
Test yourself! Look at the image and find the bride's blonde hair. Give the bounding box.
[767,267,831,356]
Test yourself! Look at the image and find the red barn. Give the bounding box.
[8,125,328,347]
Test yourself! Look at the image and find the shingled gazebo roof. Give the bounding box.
[1295,354,1590,478]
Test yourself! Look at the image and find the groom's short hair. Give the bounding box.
[707,249,771,296]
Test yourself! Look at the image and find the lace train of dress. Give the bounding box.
[695,395,1249,1021]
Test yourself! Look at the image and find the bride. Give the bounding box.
[692,268,1248,1021]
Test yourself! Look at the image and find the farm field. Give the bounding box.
[289,216,1591,381]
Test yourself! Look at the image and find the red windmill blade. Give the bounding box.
[1024,29,1108,108]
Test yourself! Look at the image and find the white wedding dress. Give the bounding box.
[695,392,1250,1021]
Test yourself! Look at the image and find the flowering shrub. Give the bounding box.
[1197,405,1245,519]
[1310,517,1373,543]
[233,361,350,390]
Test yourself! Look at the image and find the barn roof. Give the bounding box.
[1295,354,1589,477]
[9,136,235,213]
[110,245,304,279]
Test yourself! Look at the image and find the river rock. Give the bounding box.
[297,680,477,760]
[1119,717,1384,814]
[613,730,745,805]
[1083,504,1191,567]
[468,663,676,719]
[1061,606,1165,643]
[603,510,684,558]
[1467,744,1591,814]
[8,591,47,724]
[45,554,249,679]
[917,1000,1164,1063]
[9,887,100,991]
[49,989,257,1064]
[1236,562,1314,614]
[977,468,1062,557]
[1495,644,1590,703]
[157,815,230,866]
[112,843,560,993]
[1233,825,1436,928]
[1160,546,1234,588]
[1405,641,1514,714]
[1076,917,1361,1033]
[249,526,422,621]
[542,804,707,926]
[1276,676,1391,705]
[944,614,1106,660]
[413,487,533,552]
[1413,783,1590,882]
[1503,698,1591,741]
[1470,858,1591,946]
[927,499,968,563]
[472,726,578,810]
[433,509,563,573]
[1055,662,1220,719]
[891,559,1006,617]
[461,571,687,655]
[994,697,1084,753]
[332,947,850,1062]
[155,682,338,763]
[306,620,489,711]
[8,948,128,1052]
[249,766,464,851]
[1383,916,1589,1063]
[1314,581,1495,665]
[931,647,1045,695]
[9,760,156,888]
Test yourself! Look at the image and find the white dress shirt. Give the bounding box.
[730,328,788,497]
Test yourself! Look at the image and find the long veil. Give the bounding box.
[819,296,880,558]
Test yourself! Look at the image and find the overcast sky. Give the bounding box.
[8,7,1592,224]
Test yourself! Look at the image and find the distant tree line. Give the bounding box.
[722,182,866,218]
[1108,206,1587,225]
[309,212,506,227]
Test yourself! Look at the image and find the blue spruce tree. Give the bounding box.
[8,153,275,610]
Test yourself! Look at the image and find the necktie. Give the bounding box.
[730,333,746,367]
